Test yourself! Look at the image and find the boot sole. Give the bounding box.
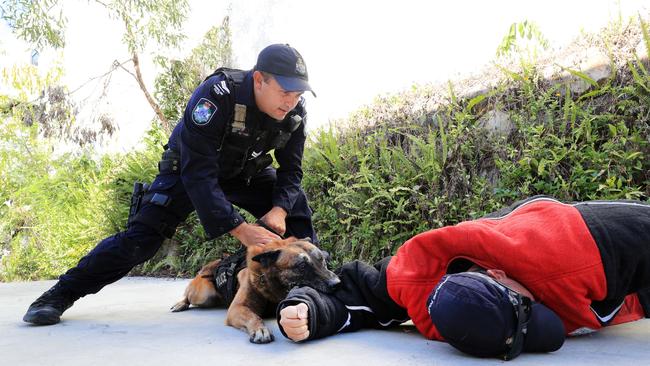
[23,308,62,325]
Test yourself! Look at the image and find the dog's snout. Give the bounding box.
[327,276,341,290]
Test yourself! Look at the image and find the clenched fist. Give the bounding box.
[279,302,309,342]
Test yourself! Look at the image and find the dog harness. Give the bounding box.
[211,247,247,307]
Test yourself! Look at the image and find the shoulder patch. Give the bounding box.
[192,98,217,125]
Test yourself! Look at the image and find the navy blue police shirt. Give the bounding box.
[166,70,308,239]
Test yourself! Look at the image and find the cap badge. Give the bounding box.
[295,56,306,76]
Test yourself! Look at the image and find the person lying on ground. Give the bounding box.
[277,196,650,360]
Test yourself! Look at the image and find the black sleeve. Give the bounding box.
[276,257,409,341]
[575,199,650,317]
[276,286,349,341]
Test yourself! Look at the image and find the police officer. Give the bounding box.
[23,43,318,325]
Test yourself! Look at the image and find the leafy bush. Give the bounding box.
[0,119,119,280]
[302,106,503,266]
[0,118,243,280]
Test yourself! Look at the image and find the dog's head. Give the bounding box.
[247,237,340,303]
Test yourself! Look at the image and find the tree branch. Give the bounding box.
[130,53,172,133]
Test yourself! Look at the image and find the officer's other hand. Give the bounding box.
[229,223,280,247]
[260,206,287,236]
[279,302,309,342]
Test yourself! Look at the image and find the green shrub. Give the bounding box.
[0,120,244,280]
[0,120,118,280]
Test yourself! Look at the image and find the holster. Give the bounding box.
[127,182,149,227]
[126,148,181,237]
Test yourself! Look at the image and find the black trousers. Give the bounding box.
[58,167,316,296]
[574,200,650,320]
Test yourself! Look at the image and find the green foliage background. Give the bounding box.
[1,18,649,280]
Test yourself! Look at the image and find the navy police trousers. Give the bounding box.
[58,167,317,296]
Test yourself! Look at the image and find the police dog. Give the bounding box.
[171,237,340,343]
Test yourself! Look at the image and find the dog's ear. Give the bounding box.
[252,250,281,267]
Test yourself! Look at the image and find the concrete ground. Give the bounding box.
[2,277,649,366]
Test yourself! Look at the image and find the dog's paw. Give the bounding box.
[170,300,190,312]
[249,327,275,344]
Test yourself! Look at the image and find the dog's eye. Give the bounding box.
[316,250,330,263]
[311,250,328,263]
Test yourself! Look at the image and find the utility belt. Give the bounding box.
[126,143,276,237]
[126,182,177,238]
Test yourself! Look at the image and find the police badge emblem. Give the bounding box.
[295,55,306,76]
[192,98,217,125]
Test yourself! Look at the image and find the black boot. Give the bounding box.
[23,282,80,325]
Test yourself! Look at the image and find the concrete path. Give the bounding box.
[2,277,649,366]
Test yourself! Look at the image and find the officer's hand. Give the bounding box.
[260,206,287,236]
[279,303,309,342]
[229,222,281,247]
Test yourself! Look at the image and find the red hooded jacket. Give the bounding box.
[386,199,645,339]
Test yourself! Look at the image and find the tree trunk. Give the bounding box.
[131,53,172,133]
